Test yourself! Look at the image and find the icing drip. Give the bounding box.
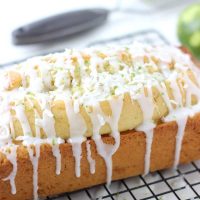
[51,137,64,175]
[65,100,87,177]
[25,97,41,138]
[137,123,154,176]
[68,137,85,177]
[64,100,87,137]
[34,114,41,138]
[86,141,95,174]
[36,95,56,138]
[136,87,155,175]
[51,138,64,175]
[157,83,173,112]
[90,97,123,185]
[169,79,189,168]
[35,109,56,138]
[164,109,189,168]
[27,143,40,200]
[169,73,183,107]
[52,144,62,175]
[15,104,32,136]
[3,145,18,194]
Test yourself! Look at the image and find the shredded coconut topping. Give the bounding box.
[1,42,197,105]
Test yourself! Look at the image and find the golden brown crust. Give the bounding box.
[1,113,200,200]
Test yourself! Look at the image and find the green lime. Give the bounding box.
[178,3,200,60]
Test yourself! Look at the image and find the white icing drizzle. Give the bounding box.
[68,136,85,177]
[86,140,95,174]
[52,144,62,175]
[3,145,18,194]
[157,82,173,112]
[34,113,41,138]
[169,74,183,107]
[35,109,56,138]
[64,100,87,137]
[14,104,32,136]
[90,97,123,185]
[36,95,56,138]
[169,79,188,168]
[136,87,155,175]
[164,109,189,168]
[27,143,40,200]
[65,100,87,177]
[26,97,42,138]
[51,137,64,175]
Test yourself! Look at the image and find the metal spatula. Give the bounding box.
[12,8,109,45]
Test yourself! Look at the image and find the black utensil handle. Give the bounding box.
[12,8,109,45]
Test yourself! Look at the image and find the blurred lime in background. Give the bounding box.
[178,3,200,60]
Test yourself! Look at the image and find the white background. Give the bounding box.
[0,0,198,65]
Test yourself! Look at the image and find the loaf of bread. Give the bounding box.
[0,43,200,200]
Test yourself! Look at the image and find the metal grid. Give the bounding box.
[2,29,200,200]
[50,161,200,200]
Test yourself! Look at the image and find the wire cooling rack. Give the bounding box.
[3,29,200,200]
[50,161,200,200]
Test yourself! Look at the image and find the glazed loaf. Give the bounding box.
[0,43,200,200]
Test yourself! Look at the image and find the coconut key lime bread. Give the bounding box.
[1,42,200,200]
